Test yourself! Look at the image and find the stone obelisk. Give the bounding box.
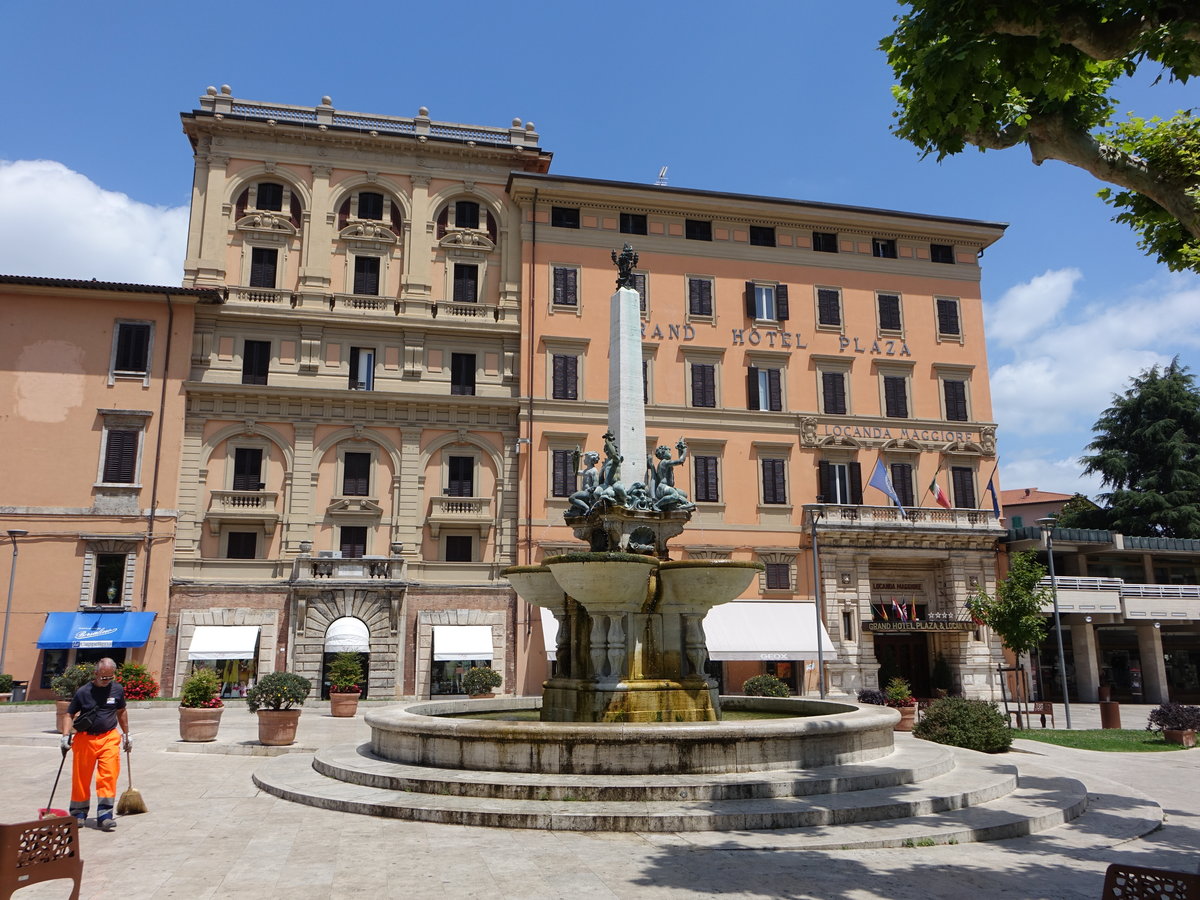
[609,244,646,488]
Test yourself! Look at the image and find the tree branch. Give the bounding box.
[989,14,1200,61]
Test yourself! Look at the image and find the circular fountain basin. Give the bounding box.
[366,697,898,775]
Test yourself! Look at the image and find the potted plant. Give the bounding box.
[326,652,364,717]
[245,671,311,745]
[1147,703,1200,748]
[461,665,502,698]
[178,666,224,742]
[51,662,96,732]
[884,677,917,731]
[117,661,160,700]
[0,673,13,702]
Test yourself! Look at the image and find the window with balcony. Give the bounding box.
[690,363,716,408]
[450,353,476,396]
[226,532,258,560]
[552,354,578,400]
[620,212,647,235]
[877,293,902,332]
[816,288,842,327]
[111,322,151,379]
[340,526,367,559]
[232,447,263,491]
[452,264,478,303]
[872,238,897,258]
[747,366,783,411]
[951,467,976,509]
[348,347,375,391]
[883,375,909,418]
[688,277,713,316]
[936,297,961,337]
[745,282,789,321]
[812,231,838,253]
[241,339,270,386]
[552,266,578,307]
[447,456,474,497]
[445,535,473,562]
[353,256,380,295]
[693,455,719,503]
[761,458,787,505]
[343,452,371,496]
[249,248,278,288]
[749,225,776,247]
[818,460,862,505]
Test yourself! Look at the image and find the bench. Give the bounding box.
[0,816,83,900]
[1102,862,1200,899]
[1007,701,1055,729]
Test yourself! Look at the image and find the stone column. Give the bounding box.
[403,175,432,299]
[300,164,333,292]
[1137,623,1170,703]
[609,286,646,488]
[1070,620,1101,702]
[286,423,316,553]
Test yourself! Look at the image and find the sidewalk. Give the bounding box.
[0,702,1196,899]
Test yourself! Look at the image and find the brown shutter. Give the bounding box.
[338,197,351,231]
[102,430,139,483]
[744,282,756,318]
[746,366,760,410]
[817,460,833,503]
[767,369,782,411]
[849,462,864,505]
[776,284,789,321]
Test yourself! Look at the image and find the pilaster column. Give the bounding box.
[186,154,230,287]
[286,423,316,552]
[1070,620,1101,702]
[1137,623,1170,703]
[403,175,433,298]
[300,164,333,291]
[397,428,424,555]
[175,420,207,556]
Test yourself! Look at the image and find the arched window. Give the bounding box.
[436,200,497,242]
[235,180,302,229]
[337,190,404,234]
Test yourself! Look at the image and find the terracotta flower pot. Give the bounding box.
[179,705,224,742]
[894,706,917,732]
[329,691,360,718]
[1164,729,1196,748]
[55,700,72,734]
[468,693,496,700]
[256,709,302,746]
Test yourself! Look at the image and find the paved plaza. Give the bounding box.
[1,701,1197,899]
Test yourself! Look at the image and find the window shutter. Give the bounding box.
[391,201,404,235]
[455,200,480,230]
[817,288,841,326]
[694,455,719,502]
[944,380,968,421]
[552,450,574,497]
[937,298,960,335]
[249,248,278,289]
[448,456,474,497]
[486,210,497,243]
[952,466,976,508]
[767,369,782,411]
[775,284,789,321]
[849,462,864,505]
[340,526,367,559]
[232,448,263,491]
[358,192,383,220]
[338,197,351,231]
[114,323,151,373]
[235,188,249,222]
[642,359,648,403]
[884,376,908,417]
[817,460,832,503]
[242,340,270,385]
[436,206,449,238]
[891,463,915,507]
[354,256,380,295]
[692,364,715,408]
[632,273,647,311]
[289,193,302,230]
[453,264,477,302]
[823,372,847,415]
[343,452,371,496]
[878,294,901,330]
[744,282,756,318]
[772,460,787,504]
[746,366,760,410]
[102,430,139,483]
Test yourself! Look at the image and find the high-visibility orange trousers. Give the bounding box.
[69,729,120,822]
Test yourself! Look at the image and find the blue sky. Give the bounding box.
[2,1,1197,501]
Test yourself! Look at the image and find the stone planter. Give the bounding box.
[55,700,72,734]
[1164,729,1196,748]
[0,693,11,703]
[329,691,360,717]
[893,706,917,732]
[256,709,302,746]
[179,705,224,742]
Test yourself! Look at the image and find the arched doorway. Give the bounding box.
[322,616,371,699]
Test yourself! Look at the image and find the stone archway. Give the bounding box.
[292,588,403,698]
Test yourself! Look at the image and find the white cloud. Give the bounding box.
[986,267,1080,346]
[0,160,187,285]
[1000,454,1105,501]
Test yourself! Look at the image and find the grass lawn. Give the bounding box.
[1015,728,1192,752]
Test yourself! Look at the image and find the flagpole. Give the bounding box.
[809,506,826,700]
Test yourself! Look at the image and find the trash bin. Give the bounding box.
[1099,700,1121,729]
[9,681,28,702]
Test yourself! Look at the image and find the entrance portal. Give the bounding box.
[873,633,931,697]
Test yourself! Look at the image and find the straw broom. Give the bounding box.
[116,747,147,815]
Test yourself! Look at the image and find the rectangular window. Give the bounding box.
[353,256,380,295]
[551,206,580,229]
[358,191,384,220]
[890,463,915,508]
[693,455,719,503]
[226,532,258,560]
[765,563,790,590]
[349,347,375,391]
[930,243,955,264]
[877,294,902,331]
[447,456,474,497]
[749,225,776,247]
[690,363,716,408]
[822,372,847,415]
[551,449,575,497]
[453,264,478,303]
[812,231,838,253]
[944,380,968,421]
[113,323,151,376]
[455,200,480,230]
[445,535,473,562]
[747,366,783,412]
[256,182,283,211]
[620,212,647,235]
[93,554,126,604]
[685,219,712,241]
[242,339,270,385]
[343,452,371,496]
[883,375,909,418]
[552,266,578,307]
[951,466,976,509]
[631,273,647,312]
[936,298,961,336]
[817,288,841,327]
[232,447,263,491]
[745,283,789,321]
[872,238,897,258]
[101,430,139,484]
[340,526,367,559]
[642,358,649,403]
[450,352,476,396]
[688,278,713,316]
[761,458,787,505]
[249,247,278,288]
[551,354,578,400]
[818,460,863,505]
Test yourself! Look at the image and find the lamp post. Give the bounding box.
[1,529,29,675]
[1036,517,1072,729]
[809,507,826,699]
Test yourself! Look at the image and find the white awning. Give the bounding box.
[703,602,837,662]
[325,617,370,653]
[432,625,493,662]
[540,607,559,660]
[187,625,260,661]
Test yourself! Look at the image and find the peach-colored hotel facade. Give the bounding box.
[0,90,1010,701]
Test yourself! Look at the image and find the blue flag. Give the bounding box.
[987,473,1002,519]
[868,459,906,517]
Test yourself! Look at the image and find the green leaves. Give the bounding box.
[969,550,1050,656]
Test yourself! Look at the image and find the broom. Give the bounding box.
[116,746,147,815]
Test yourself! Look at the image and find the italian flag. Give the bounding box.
[930,473,951,509]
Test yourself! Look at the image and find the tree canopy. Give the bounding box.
[882,2,1200,271]
[968,550,1050,656]
[1056,358,1200,536]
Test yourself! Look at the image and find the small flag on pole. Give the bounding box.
[869,460,907,517]
[929,471,951,509]
[892,598,908,622]
[987,472,1002,519]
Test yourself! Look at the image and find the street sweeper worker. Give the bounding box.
[60,658,131,831]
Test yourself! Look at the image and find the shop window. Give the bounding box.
[40,650,68,690]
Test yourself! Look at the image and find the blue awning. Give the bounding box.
[37,612,157,649]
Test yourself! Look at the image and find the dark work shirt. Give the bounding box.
[67,681,126,734]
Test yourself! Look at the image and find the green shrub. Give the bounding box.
[742,674,790,698]
[51,663,96,700]
[461,666,502,696]
[117,661,160,700]
[884,677,915,707]
[326,652,364,693]
[180,667,223,709]
[913,697,1013,753]
[245,671,312,712]
[0,674,14,693]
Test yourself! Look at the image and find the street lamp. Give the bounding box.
[809,507,826,699]
[1,529,29,675]
[1036,517,1072,729]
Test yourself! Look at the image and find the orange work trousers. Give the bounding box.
[69,728,120,822]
